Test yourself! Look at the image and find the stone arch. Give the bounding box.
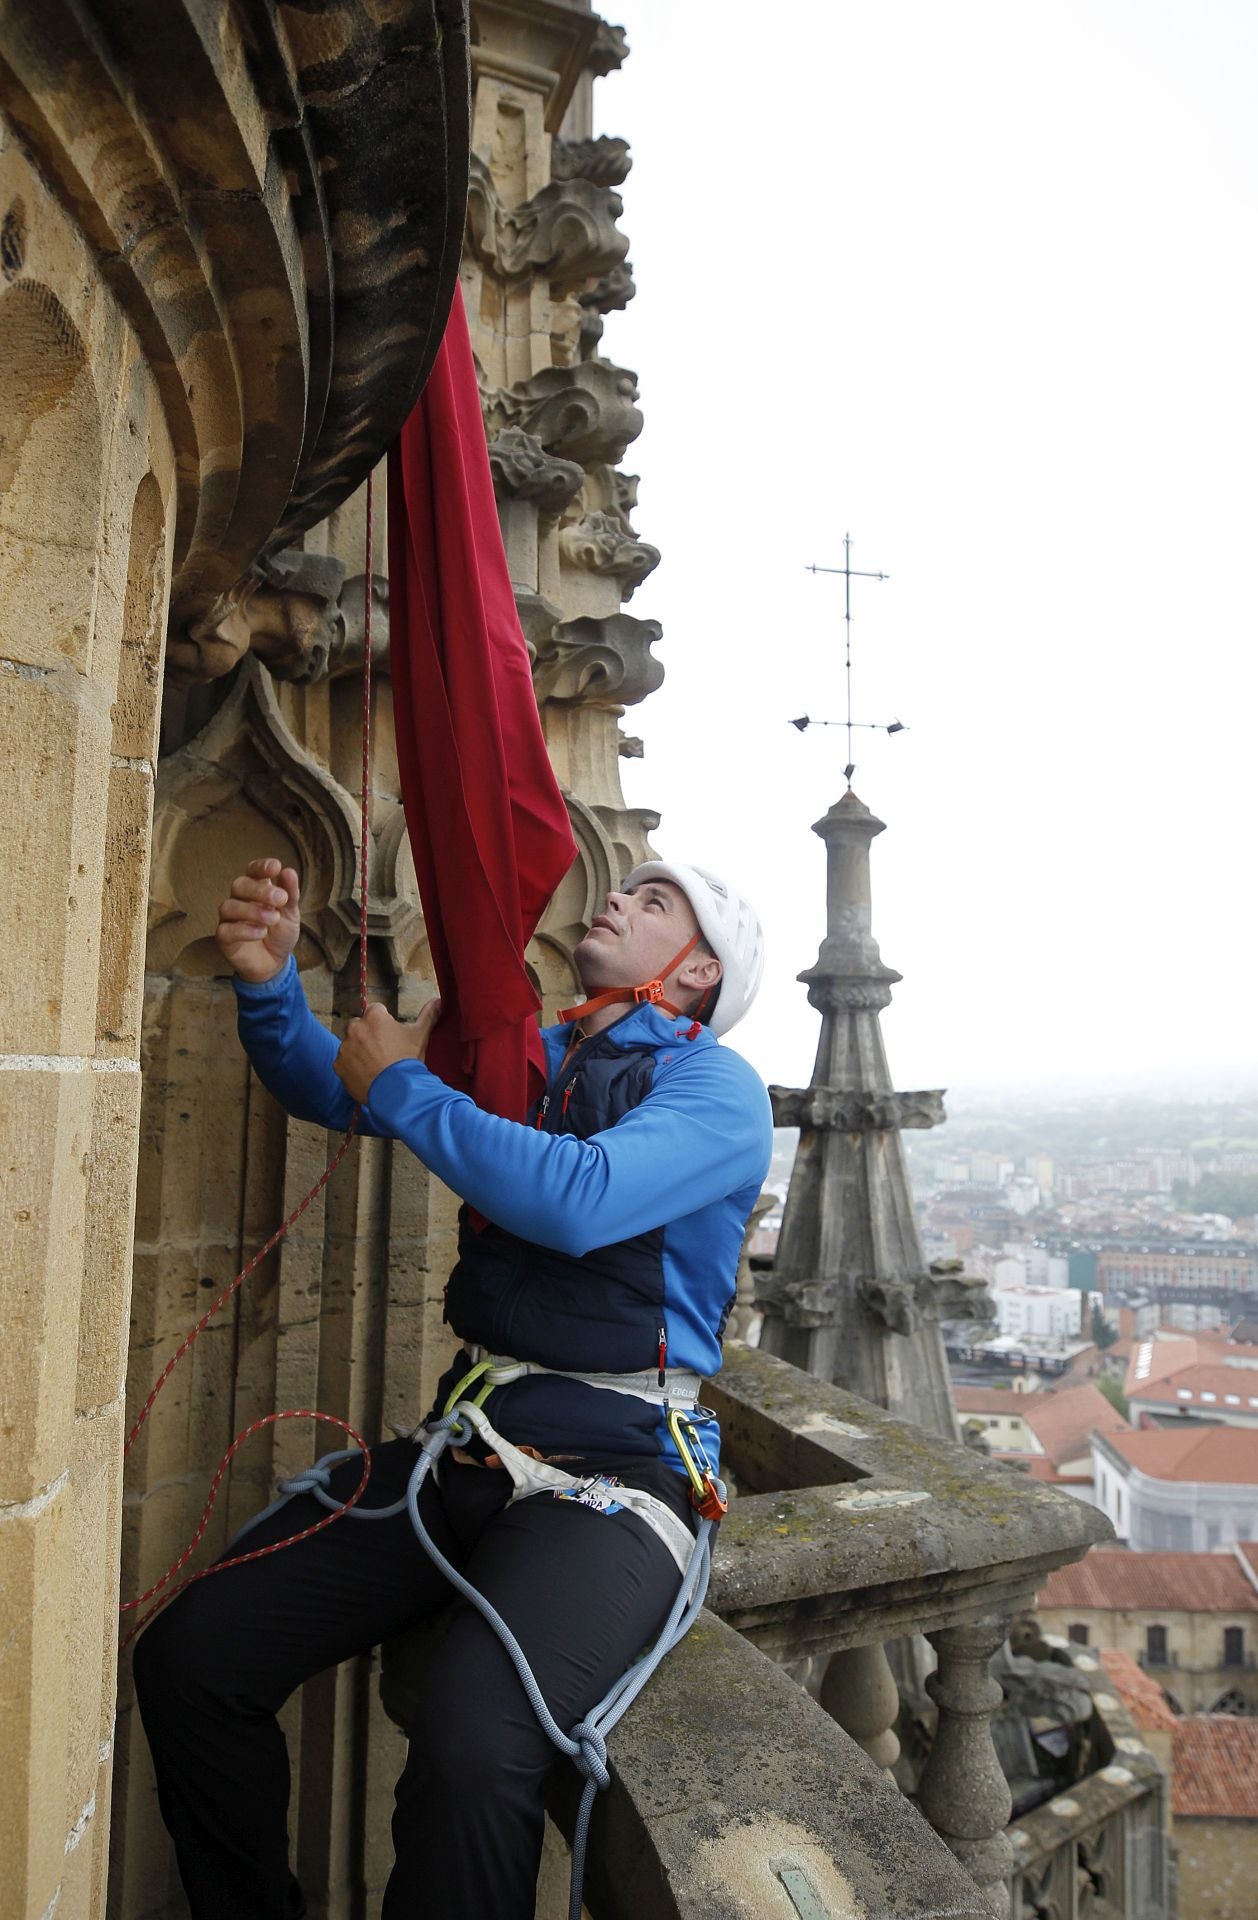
[147,659,363,977]
[0,278,102,670]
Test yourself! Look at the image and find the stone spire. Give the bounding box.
[756,791,989,1440]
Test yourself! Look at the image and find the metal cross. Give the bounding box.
[793,533,904,786]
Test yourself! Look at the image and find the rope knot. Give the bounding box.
[570,1718,610,1791]
[277,1465,333,1497]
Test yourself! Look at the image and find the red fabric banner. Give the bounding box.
[387,289,577,1121]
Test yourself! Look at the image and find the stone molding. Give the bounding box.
[466,152,629,295]
[531,611,663,707]
[486,360,644,467]
[769,1086,946,1133]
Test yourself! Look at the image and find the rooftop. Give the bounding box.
[1040,1549,1258,1615]
[1128,1361,1258,1412]
[1099,1423,1258,1486]
[1097,1646,1178,1734]
[954,1386,1033,1416]
[1172,1716,1258,1820]
[1019,1383,1131,1468]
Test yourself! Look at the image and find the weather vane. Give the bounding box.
[790,532,906,787]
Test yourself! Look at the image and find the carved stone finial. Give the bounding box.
[531,611,662,707]
[487,361,643,468]
[550,134,632,187]
[167,550,347,686]
[487,429,585,513]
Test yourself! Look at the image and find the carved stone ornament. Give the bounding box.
[752,1267,842,1330]
[558,511,660,596]
[466,153,628,296]
[550,133,632,186]
[487,429,585,513]
[856,1275,921,1338]
[923,1259,996,1326]
[768,1086,946,1133]
[588,18,629,75]
[576,262,636,357]
[801,975,896,1014]
[512,589,563,664]
[531,612,663,708]
[166,549,348,686]
[487,360,643,468]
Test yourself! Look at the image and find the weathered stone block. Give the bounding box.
[0,1479,72,1920]
[0,668,111,1058]
[65,1399,124,1839]
[0,1066,91,1504]
[96,764,155,1058]
[77,1068,142,1417]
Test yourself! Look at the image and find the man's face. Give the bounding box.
[575,879,703,993]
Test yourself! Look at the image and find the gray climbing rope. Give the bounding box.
[230,1408,716,1920]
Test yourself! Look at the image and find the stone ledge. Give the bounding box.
[547,1612,992,1920]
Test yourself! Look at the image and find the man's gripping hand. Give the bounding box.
[216,858,303,985]
[334,999,442,1104]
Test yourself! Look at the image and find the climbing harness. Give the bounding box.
[120,472,722,1916]
[229,1383,721,1920]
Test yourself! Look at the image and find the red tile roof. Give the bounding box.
[954,1387,1033,1416]
[1099,1424,1258,1485]
[1173,1716,1258,1819]
[1236,1541,1258,1585]
[1128,1361,1258,1411]
[1020,1383,1131,1467]
[1040,1549,1258,1614]
[1098,1647,1178,1733]
[1124,1333,1254,1399]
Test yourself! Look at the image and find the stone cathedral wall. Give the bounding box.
[0,5,651,1916]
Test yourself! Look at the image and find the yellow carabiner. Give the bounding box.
[443,1358,494,1416]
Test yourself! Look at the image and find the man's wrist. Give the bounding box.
[232,955,297,997]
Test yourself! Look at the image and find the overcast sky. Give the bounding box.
[594,2,1258,1103]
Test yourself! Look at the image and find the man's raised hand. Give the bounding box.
[216,858,303,985]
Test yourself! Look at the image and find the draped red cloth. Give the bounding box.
[387,289,577,1122]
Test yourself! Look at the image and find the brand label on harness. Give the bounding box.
[553,1474,624,1517]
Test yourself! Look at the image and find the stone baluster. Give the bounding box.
[818,1642,901,1774]
[917,1616,1013,1917]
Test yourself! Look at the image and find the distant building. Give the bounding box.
[1037,1545,1258,1713]
[1098,1240,1258,1305]
[956,1380,1130,1501]
[992,1283,1084,1343]
[1100,1651,1258,1920]
[1092,1425,1258,1551]
[1125,1332,1258,1431]
[1169,1716,1258,1919]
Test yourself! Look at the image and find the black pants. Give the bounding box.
[133,1439,690,1920]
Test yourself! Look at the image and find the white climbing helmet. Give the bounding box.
[623,860,765,1036]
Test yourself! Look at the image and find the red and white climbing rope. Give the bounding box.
[119,473,379,1652]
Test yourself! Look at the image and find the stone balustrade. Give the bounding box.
[1008,1647,1170,1920]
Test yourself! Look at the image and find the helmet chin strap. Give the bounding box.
[559,929,704,1026]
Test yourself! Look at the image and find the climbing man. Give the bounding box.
[134,854,771,1919]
